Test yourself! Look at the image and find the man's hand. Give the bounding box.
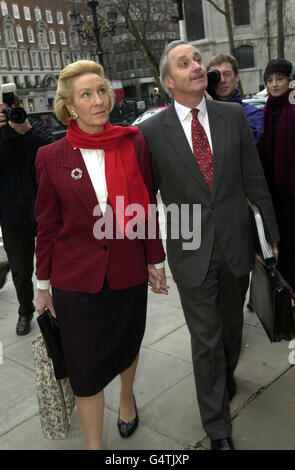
[148,264,170,295]
[35,289,56,318]
[8,118,32,135]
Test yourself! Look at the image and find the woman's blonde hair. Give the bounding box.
[54,60,115,125]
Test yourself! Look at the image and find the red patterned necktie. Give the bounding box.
[191,108,213,190]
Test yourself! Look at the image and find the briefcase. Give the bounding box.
[37,309,67,380]
[250,258,295,342]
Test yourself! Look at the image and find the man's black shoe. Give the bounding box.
[16,314,33,336]
[0,261,10,289]
[211,437,235,450]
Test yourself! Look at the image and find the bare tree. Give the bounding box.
[277,0,285,57]
[204,0,244,94]
[111,0,179,102]
[265,0,272,61]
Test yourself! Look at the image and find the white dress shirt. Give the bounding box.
[174,97,213,153]
[37,148,163,290]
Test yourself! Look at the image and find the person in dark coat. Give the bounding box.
[34,60,167,450]
[0,88,54,335]
[259,58,295,290]
[206,53,264,145]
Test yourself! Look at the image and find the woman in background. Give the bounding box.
[259,58,295,290]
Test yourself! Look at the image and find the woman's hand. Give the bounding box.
[148,264,170,295]
[35,289,56,318]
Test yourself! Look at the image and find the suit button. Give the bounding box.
[211,206,215,210]
[102,245,108,251]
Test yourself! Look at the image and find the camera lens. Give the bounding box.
[207,69,221,86]
[8,107,27,124]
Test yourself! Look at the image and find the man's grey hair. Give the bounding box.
[159,40,202,96]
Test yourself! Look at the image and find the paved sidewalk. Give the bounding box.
[0,261,295,450]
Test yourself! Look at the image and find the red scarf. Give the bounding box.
[66,120,151,236]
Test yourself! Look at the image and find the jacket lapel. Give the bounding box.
[61,139,100,218]
[164,104,211,196]
[206,99,226,198]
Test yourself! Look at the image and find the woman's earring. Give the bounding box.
[71,109,79,120]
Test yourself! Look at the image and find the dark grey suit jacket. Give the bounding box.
[139,99,279,288]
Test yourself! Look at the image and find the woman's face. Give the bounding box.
[266,73,290,97]
[67,73,111,134]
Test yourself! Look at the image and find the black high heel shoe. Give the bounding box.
[117,396,138,438]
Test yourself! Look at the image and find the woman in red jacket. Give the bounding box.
[35,60,167,450]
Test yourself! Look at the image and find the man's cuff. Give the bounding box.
[154,262,165,269]
[37,279,50,290]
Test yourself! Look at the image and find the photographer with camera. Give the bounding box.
[0,83,54,335]
[206,54,264,145]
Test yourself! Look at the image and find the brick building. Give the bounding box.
[0,0,92,111]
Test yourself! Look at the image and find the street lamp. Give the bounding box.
[70,1,117,67]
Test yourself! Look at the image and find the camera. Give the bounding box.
[206,69,221,99]
[0,83,27,124]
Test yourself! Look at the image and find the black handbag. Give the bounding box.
[37,309,68,380]
[250,258,295,342]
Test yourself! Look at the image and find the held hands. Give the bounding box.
[35,289,56,318]
[148,264,170,295]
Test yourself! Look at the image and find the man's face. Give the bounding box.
[164,44,207,104]
[208,61,239,100]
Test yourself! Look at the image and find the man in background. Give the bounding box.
[206,53,264,145]
[0,84,54,335]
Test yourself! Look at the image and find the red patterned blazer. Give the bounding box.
[35,133,165,293]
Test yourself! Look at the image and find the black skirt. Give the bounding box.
[52,281,147,397]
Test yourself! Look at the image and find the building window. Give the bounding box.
[23,6,31,21]
[28,99,35,112]
[5,25,15,43]
[233,0,250,26]
[0,2,8,16]
[35,7,41,21]
[49,30,56,44]
[0,50,6,67]
[184,0,205,41]
[42,52,50,67]
[20,51,28,68]
[59,31,67,45]
[9,50,18,68]
[16,25,24,42]
[12,4,20,19]
[57,12,64,24]
[52,51,60,68]
[38,29,48,48]
[27,27,34,43]
[235,45,254,69]
[31,51,39,68]
[45,10,53,23]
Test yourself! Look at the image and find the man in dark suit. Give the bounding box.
[139,40,279,450]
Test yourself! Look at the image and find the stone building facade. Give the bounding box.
[182,0,295,96]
